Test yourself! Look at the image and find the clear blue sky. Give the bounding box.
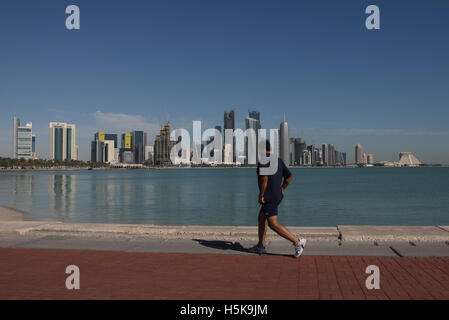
[1,0,448,163]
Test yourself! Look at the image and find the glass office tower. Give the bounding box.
[13,116,33,160]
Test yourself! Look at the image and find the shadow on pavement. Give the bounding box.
[192,239,293,258]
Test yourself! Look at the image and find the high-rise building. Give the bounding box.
[341,152,347,165]
[49,122,77,161]
[91,140,104,163]
[208,125,222,161]
[367,154,374,164]
[223,109,236,163]
[279,117,290,166]
[317,147,323,165]
[355,144,363,164]
[302,149,312,165]
[145,146,154,164]
[289,138,296,165]
[132,131,147,164]
[13,117,33,159]
[245,110,261,164]
[321,144,326,165]
[328,144,335,166]
[154,122,175,165]
[224,109,236,131]
[121,133,133,149]
[294,138,306,165]
[335,150,340,165]
[92,132,119,163]
[119,132,133,163]
[95,132,118,148]
[307,144,315,165]
[363,153,368,164]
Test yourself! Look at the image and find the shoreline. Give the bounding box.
[1,206,448,243]
[1,165,448,173]
[0,206,25,221]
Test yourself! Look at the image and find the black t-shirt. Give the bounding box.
[257,157,292,203]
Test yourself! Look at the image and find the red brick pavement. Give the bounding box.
[0,248,448,300]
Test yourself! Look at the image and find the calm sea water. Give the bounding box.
[0,167,448,226]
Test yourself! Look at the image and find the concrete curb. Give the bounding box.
[338,225,449,243]
[4,222,339,241]
[1,221,449,242]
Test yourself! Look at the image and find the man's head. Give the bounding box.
[259,139,271,155]
[258,138,278,175]
[265,139,271,154]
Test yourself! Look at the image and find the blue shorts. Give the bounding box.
[261,201,280,217]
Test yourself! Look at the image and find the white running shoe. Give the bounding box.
[294,238,307,258]
[249,244,267,255]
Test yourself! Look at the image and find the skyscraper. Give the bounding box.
[145,145,154,164]
[132,131,147,164]
[289,138,296,165]
[91,140,104,163]
[335,150,340,165]
[279,117,290,166]
[307,144,315,165]
[355,144,363,164]
[91,132,118,163]
[224,109,236,163]
[119,132,133,163]
[328,144,335,166]
[321,144,326,165]
[95,132,118,148]
[245,110,261,164]
[294,138,306,165]
[154,122,175,165]
[13,116,33,159]
[49,122,77,161]
[207,125,222,161]
[121,133,133,150]
[224,109,235,131]
[341,152,347,165]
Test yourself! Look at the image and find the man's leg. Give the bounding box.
[267,215,299,244]
[257,209,267,247]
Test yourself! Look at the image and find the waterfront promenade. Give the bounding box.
[0,207,448,299]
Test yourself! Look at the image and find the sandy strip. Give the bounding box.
[0,206,24,221]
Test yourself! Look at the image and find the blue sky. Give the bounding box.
[1,0,448,163]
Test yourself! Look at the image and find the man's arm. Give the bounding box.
[281,174,293,192]
[258,175,268,204]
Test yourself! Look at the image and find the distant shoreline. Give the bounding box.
[0,165,448,172]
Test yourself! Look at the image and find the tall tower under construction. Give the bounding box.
[154,122,175,165]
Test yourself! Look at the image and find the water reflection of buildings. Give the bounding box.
[89,174,125,223]
[12,175,35,212]
[48,175,77,220]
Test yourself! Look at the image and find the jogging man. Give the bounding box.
[249,140,306,257]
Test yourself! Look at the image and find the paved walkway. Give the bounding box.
[1,248,448,300]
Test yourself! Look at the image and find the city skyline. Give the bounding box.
[4,113,441,166]
[1,1,448,163]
